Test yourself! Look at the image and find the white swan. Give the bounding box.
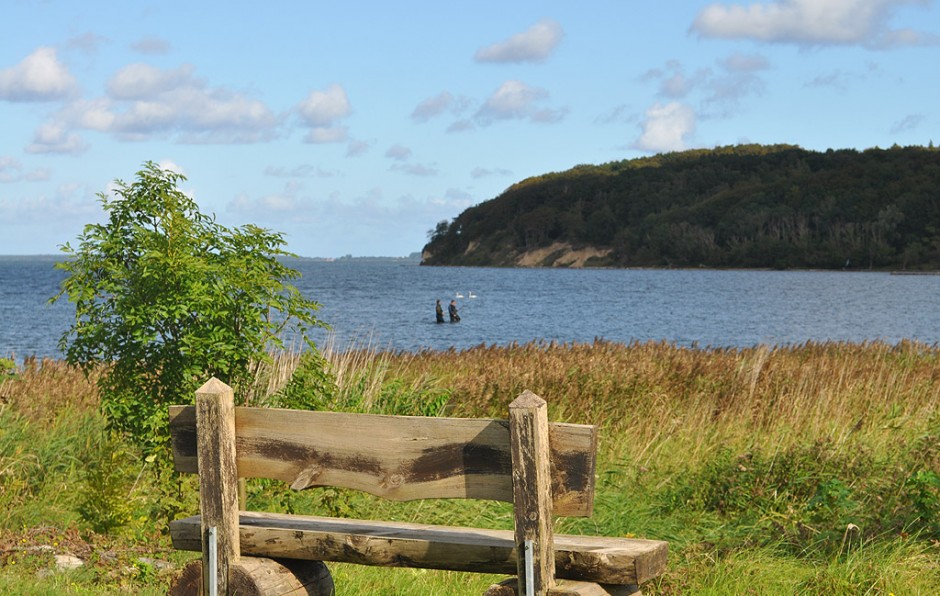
[455,292,464,298]
[468,291,477,298]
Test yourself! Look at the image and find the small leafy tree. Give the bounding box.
[54,161,326,451]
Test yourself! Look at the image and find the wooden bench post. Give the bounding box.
[510,391,556,595]
[196,378,240,595]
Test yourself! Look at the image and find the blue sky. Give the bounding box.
[2,1,938,257]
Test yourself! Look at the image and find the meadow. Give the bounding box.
[0,340,937,594]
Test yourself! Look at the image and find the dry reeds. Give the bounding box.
[367,339,939,469]
[0,358,99,427]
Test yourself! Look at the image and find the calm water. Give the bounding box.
[2,255,939,360]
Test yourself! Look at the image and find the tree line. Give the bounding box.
[422,144,940,270]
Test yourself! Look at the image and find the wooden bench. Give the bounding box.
[167,378,667,595]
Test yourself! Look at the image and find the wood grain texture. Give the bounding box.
[170,557,334,595]
[169,512,669,585]
[195,378,240,594]
[169,404,597,517]
[509,390,556,593]
[485,578,642,596]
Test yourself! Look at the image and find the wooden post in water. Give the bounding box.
[196,378,240,595]
[509,391,556,595]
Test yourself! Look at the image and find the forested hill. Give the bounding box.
[421,144,940,270]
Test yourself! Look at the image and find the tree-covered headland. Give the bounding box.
[422,144,940,270]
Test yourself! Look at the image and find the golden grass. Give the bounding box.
[355,340,939,471]
[5,340,937,456]
[0,357,99,427]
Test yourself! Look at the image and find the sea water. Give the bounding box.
[2,256,939,360]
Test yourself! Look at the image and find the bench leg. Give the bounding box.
[484,577,641,596]
[171,556,334,595]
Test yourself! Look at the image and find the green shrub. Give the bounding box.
[77,432,140,533]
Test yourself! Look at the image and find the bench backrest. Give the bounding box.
[171,378,591,594]
[169,397,597,517]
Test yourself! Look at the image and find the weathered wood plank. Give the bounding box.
[169,405,597,517]
[510,391,555,594]
[195,378,240,594]
[170,557,334,595]
[485,578,642,595]
[169,512,669,585]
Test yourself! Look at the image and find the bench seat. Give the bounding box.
[170,511,668,586]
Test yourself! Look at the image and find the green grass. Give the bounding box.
[0,342,938,594]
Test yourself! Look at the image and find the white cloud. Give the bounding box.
[297,84,351,126]
[108,63,195,99]
[38,63,279,144]
[157,160,186,175]
[476,80,560,125]
[475,19,564,63]
[633,102,696,153]
[0,47,77,102]
[25,123,88,155]
[692,0,938,48]
[297,84,352,144]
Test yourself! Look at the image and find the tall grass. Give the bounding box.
[0,341,937,594]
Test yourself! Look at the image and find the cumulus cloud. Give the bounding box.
[37,63,278,144]
[26,123,88,155]
[157,160,186,175]
[0,47,77,102]
[476,80,558,125]
[297,83,352,144]
[107,63,194,99]
[633,102,696,153]
[475,19,564,63]
[691,0,939,48]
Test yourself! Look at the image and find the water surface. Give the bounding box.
[2,256,937,359]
